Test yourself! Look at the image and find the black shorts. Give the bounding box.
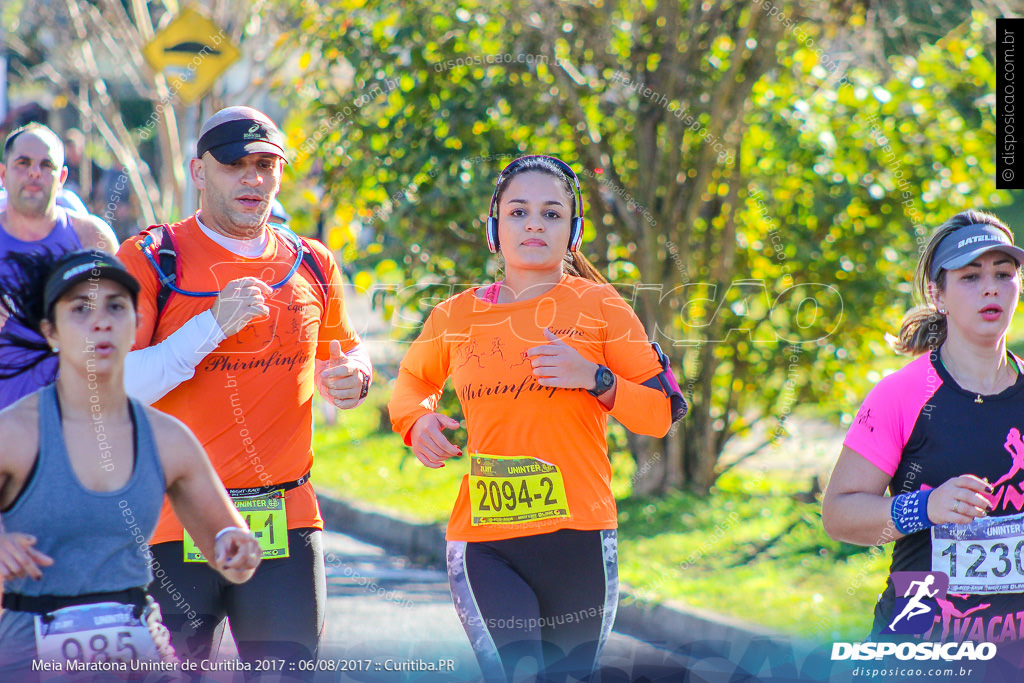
[447,528,618,683]
[148,527,325,680]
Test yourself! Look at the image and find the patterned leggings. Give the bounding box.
[447,528,618,683]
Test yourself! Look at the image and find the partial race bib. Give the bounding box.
[469,454,570,526]
[34,602,158,669]
[184,490,288,561]
[931,511,1024,594]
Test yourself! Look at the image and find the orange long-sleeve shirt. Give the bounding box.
[388,274,671,542]
[119,217,362,545]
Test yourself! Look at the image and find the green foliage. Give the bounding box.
[741,10,1009,419]
[281,0,548,296]
[286,1,1011,492]
[617,471,887,640]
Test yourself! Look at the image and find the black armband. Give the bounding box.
[642,342,688,422]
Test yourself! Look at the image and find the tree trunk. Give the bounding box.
[629,433,666,497]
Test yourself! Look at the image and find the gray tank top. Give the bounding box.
[2,384,165,597]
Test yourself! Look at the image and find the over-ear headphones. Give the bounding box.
[486,155,585,254]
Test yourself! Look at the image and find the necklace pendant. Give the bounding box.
[975,394,984,404]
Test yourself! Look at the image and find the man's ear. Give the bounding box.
[190,157,205,191]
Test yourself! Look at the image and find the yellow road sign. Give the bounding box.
[142,7,240,104]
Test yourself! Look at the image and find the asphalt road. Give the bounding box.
[211,531,736,683]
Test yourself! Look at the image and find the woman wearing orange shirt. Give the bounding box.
[388,155,685,682]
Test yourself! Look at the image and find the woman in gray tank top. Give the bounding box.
[0,249,263,679]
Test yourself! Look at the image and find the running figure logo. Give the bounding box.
[992,427,1024,489]
[855,407,875,433]
[884,571,949,635]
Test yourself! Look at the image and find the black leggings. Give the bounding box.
[447,528,618,683]
[149,528,325,681]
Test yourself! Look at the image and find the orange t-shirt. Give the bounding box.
[388,274,671,542]
[118,216,362,545]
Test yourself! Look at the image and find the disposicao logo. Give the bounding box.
[885,571,947,635]
[831,571,998,663]
[831,641,996,662]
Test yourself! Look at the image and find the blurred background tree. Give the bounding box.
[282,0,1012,494]
[3,0,1014,495]
[2,0,297,224]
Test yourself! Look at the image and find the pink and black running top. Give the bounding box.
[845,351,1024,645]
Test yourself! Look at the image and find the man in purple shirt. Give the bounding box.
[0,123,118,410]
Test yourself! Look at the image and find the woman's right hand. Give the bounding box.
[0,532,53,580]
[927,475,993,525]
[410,413,462,468]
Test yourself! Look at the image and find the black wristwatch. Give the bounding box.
[588,365,615,397]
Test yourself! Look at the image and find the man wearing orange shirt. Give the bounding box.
[117,106,371,675]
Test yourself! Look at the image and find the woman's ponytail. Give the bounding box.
[0,248,59,379]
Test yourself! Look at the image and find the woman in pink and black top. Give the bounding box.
[823,210,1024,674]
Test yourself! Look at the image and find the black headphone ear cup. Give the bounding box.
[568,217,584,252]
[486,217,500,253]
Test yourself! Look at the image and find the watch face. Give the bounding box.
[589,365,614,396]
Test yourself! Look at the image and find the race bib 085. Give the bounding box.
[34,602,158,667]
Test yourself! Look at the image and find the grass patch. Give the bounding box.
[312,390,887,641]
[616,472,887,641]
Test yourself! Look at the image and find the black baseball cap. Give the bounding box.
[929,223,1024,280]
[196,106,287,164]
[43,250,140,315]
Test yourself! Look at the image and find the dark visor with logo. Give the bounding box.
[196,119,287,164]
[929,223,1024,280]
